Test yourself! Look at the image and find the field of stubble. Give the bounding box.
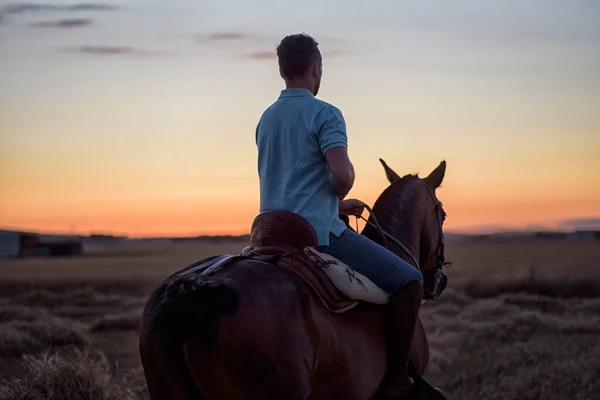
[0,237,599,400]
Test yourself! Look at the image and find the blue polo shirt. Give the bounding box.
[256,88,348,246]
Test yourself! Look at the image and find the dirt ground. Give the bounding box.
[0,237,598,399]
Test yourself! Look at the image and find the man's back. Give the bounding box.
[256,88,347,246]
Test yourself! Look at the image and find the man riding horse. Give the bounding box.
[256,33,424,399]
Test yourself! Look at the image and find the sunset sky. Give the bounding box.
[1,0,599,237]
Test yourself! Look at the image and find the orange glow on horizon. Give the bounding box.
[2,181,598,237]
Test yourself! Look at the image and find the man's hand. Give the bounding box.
[339,199,367,218]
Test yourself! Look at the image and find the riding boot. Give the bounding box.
[376,280,423,400]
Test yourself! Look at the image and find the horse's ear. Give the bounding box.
[424,160,446,189]
[379,159,401,183]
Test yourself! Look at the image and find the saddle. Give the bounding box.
[243,210,389,314]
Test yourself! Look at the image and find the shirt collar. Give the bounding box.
[279,88,314,98]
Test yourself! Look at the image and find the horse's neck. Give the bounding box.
[362,191,424,267]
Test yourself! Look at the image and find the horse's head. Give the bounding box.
[365,159,449,300]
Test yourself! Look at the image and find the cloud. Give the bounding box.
[67,46,172,58]
[195,31,255,45]
[29,18,93,28]
[243,49,345,61]
[558,217,600,231]
[206,32,250,41]
[196,31,347,62]
[196,31,272,58]
[67,3,117,11]
[4,3,118,14]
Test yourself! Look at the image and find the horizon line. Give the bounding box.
[2,226,599,239]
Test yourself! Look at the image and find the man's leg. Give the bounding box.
[377,281,423,399]
[319,229,423,399]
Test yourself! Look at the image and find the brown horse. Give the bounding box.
[139,159,449,400]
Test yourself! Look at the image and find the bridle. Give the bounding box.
[355,178,451,301]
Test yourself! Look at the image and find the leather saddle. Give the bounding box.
[244,210,358,313]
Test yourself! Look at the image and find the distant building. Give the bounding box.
[0,230,21,259]
[0,230,83,259]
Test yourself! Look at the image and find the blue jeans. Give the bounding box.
[317,228,423,292]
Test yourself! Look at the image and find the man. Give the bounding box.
[255,33,424,399]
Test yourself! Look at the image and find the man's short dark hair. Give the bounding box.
[276,33,321,80]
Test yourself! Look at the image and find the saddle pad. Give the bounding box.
[304,247,390,305]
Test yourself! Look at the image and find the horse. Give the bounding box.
[139,159,450,400]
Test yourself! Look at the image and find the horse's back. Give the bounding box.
[141,251,392,399]
[210,258,388,399]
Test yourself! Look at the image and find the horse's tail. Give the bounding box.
[147,274,240,344]
[139,274,240,399]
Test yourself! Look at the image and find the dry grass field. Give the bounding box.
[0,237,599,400]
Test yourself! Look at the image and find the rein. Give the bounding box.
[358,204,421,269]
[348,178,451,301]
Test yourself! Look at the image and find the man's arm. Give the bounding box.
[315,105,354,199]
[325,147,355,199]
